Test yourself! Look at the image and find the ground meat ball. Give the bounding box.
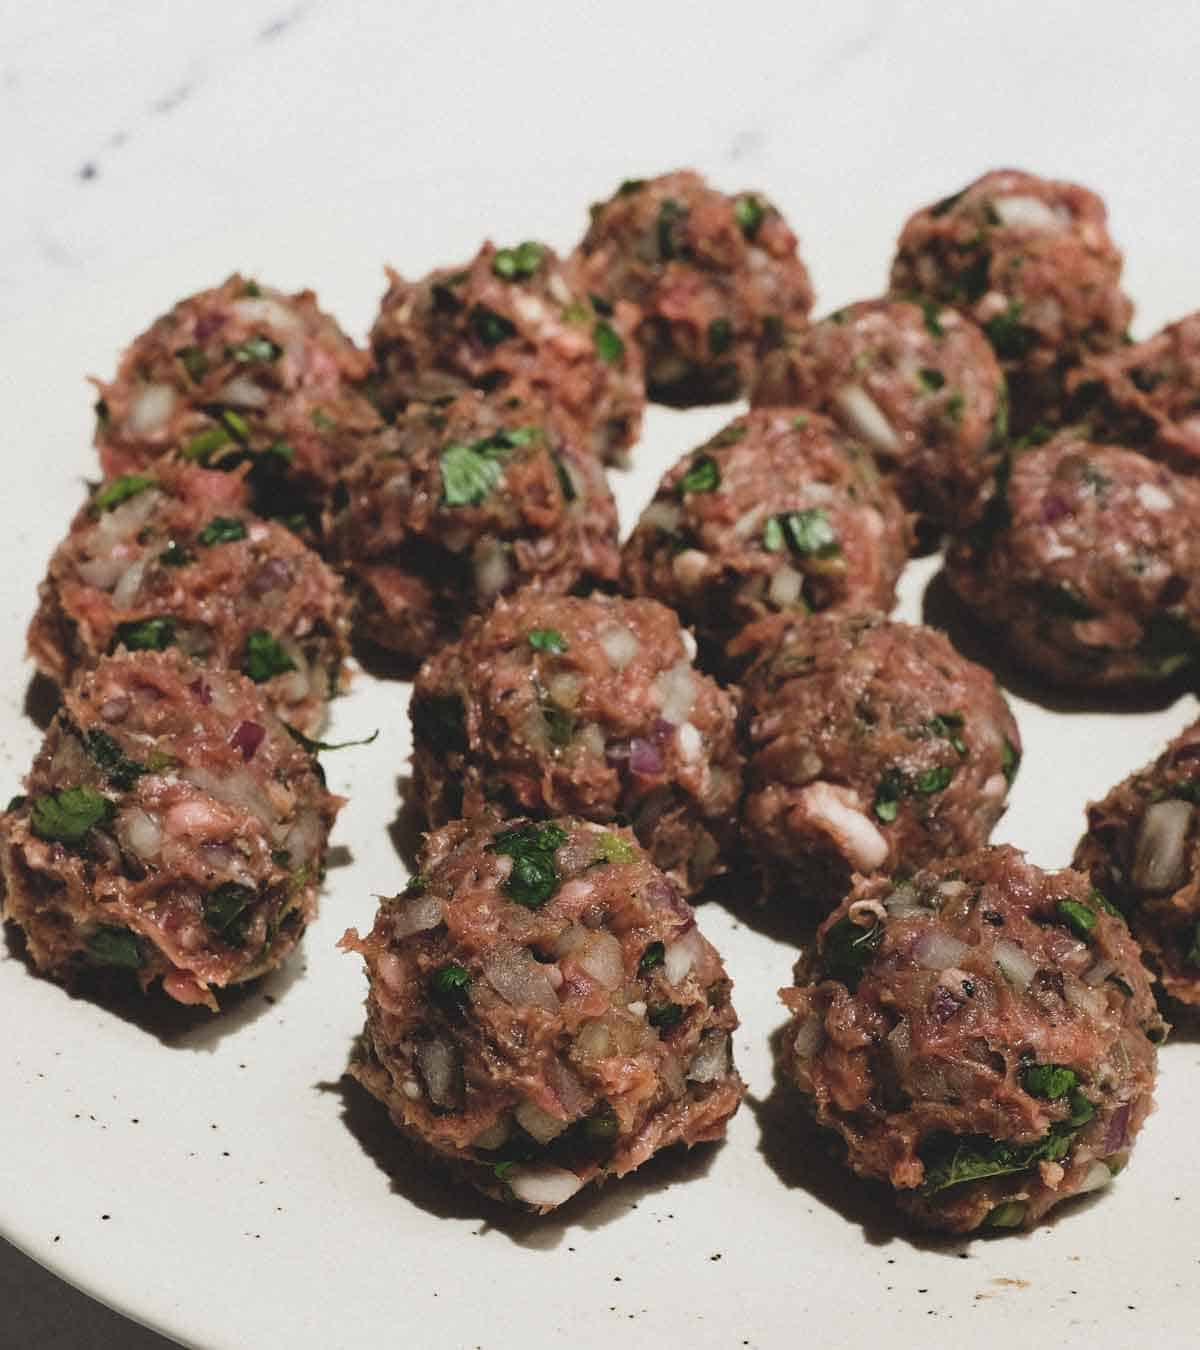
[737,612,1020,910]
[411,593,741,894]
[943,438,1200,687]
[0,651,341,1010]
[574,170,814,405]
[330,392,619,667]
[368,241,644,465]
[341,815,744,1213]
[28,460,350,735]
[1074,718,1200,1005]
[780,847,1165,1234]
[752,299,1006,531]
[95,274,383,535]
[619,410,911,668]
[1067,311,1200,474]
[890,169,1132,434]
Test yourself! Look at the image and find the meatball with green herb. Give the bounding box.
[29,459,350,735]
[369,240,644,465]
[890,169,1132,436]
[341,814,744,1214]
[619,409,911,671]
[944,438,1200,687]
[736,612,1020,910]
[0,651,341,1010]
[573,169,814,405]
[411,591,741,894]
[780,846,1165,1233]
[752,299,1007,531]
[331,393,619,668]
[1074,717,1200,1005]
[95,274,384,538]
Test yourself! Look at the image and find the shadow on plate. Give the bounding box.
[2,919,303,1049]
[23,672,61,731]
[388,774,424,873]
[702,866,823,954]
[351,633,420,683]
[323,1068,722,1249]
[921,571,1195,715]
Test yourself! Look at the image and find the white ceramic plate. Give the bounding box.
[4,178,1200,1350]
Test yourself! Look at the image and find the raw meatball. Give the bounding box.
[368,240,644,464]
[29,460,350,735]
[890,169,1132,434]
[574,170,814,405]
[944,438,1200,687]
[737,612,1020,910]
[752,299,1006,530]
[1074,718,1200,1004]
[780,846,1165,1233]
[1067,311,1200,474]
[619,409,911,668]
[331,392,619,667]
[411,592,742,894]
[94,274,384,535]
[0,651,341,1010]
[341,814,744,1213]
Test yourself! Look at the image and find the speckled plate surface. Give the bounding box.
[4,172,1200,1350]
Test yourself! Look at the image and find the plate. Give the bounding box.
[5,130,1200,1350]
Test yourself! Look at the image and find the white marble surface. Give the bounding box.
[5,3,1200,1348]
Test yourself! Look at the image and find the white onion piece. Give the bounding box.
[96,488,162,546]
[282,808,323,866]
[671,549,708,590]
[218,375,270,408]
[1082,958,1118,989]
[1064,979,1108,1019]
[1075,1159,1114,1195]
[389,893,445,939]
[180,765,275,829]
[913,931,969,971]
[233,296,301,331]
[686,1032,730,1083]
[547,672,581,708]
[599,626,639,670]
[474,541,512,599]
[577,932,625,991]
[834,384,901,455]
[127,383,177,435]
[677,722,702,761]
[665,927,705,984]
[472,1119,511,1151]
[732,504,766,539]
[791,1013,824,1059]
[993,194,1069,232]
[506,1164,584,1210]
[654,660,696,725]
[768,565,804,608]
[640,501,682,534]
[550,923,589,959]
[122,808,162,859]
[574,1019,613,1059]
[994,940,1036,991]
[1136,482,1173,513]
[111,558,148,609]
[680,628,697,660]
[514,1099,568,1144]
[483,946,560,1012]
[415,1037,461,1111]
[77,555,128,590]
[1132,799,1192,893]
[797,782,889,873]
[883,884,926,918]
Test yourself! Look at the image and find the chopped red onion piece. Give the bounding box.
[230,720,266,762]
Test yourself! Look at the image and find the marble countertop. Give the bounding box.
[4,3,1200,1346]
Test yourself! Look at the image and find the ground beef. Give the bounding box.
[751,299,1006,531]
[330,392,619,668]
[1067,311,1200,474]
[890,169,1132,435]
[368,240,644,465]
[0,651,341,1010]
[1074,717,1200,1004]
[94,274,384,537]
[28,459,350,734]
[737,612,1020,910]
[943,437,1200,687]
[411,592,741,894]
[341,814,744,1213]
[619,409,911,670]
[573,169,814,405]
[780,846,1165,1233]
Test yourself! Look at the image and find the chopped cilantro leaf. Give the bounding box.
[780,508,839,558]
[197,516,247,546]
[648,1002,683,1029]
[528,628,568,654]
[203,882,256,946]
[440,438,510,507]
[113,617,175,652]
[243,629,295,683]
[175,346,210,382]
[30,785,113,845]
[915,764,955,795]
[679,454,720,495]
[920,1128,1072,1195]
[593,320,625,365]
[1021,1063,1078,1100]
[638,940,665,973]
[489,822,568,909]
[617,178,646,196]
[707,318,733,356]
[468,304,517,347]
[87,927,143,969]
[983,302,1036,360]
[226,335,282,364]
[762,516,785,552]
[93,474,155,513]
[283,724,379,755]
[593,831,636,865]
[734,194,765,238]
[182,424,231,462]
[1057,898,1096,941]
[927,712,967,757]
[83,730,145,791]
[1001,737,1020,786]
[873,769,905,823]
[918,366,946,392]
[822,915,884,989]
[920,300,944,338]
[492,241,545,281]
[431,962,471,1005]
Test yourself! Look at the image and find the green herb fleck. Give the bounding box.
[468,304,517,347]
[617,178,646,196]
[440,437,510,506]
[158,540,192,568]
[243,629,295,683]
[1021,1062,1078,1100]
[594,831,636,865]
[1057,898,1096,941]
[734,194,765,239]
[593,320,624,365]
[872,768,905,823]
[707,318,733,356]
[918,366,946,392]
[182,424,231,462]
[83,730,144,791]
[30,785,114,845]
[431,962,471,1005]
[927,712,967,757]
[93,474,156,513]
[226,335,282,364]
[528,628,568,655]
[489,822,568,909]
[284,724,379,755]
[1001,737,1020,786]
[87,926,143,969]
[680,454,720,495]
[113,616,175,652]
[985,1201,1027,1229]
[983,302,1036,360]
[822,915,884,989]
[638,940,665,973]
[203,882,257,946]
[492,241,545,281]
[915,764,955,795]
[920,300,944,338]
[780,508,839,558]
[762,516,785,552]
[176,346,210,382]
[198,516,247,546]
[648,1002,683,1029]
[553,455,577,503]
[1089,888,1124,920]
[539,697,575,746]
[920,1129,1072,1196]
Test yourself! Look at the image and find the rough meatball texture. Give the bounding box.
[737,612,1020,910]
[29,460,350,734]
[411,592,742,893]
[944,438,1200,687]
[575,169,814,405]
[752,299,1006,530]
[780,847,1165,1233]
[1068,311,1200,474]
[331,393,619,667]
[95,274,383,535]
[1074,718,1200,1004]
[620,409,911,668]
[890,169,1132,433]
[369,241,644,464]
[0,652,341,1009]
[342,815,744,1213]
